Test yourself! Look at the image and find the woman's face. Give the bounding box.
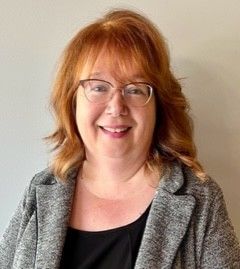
[75,52,156,162]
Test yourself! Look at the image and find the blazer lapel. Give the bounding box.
[35,176,76,269]
[135,163,196,269]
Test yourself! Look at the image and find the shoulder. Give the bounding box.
[181,164,222,196]
[21,168,63,207]
[180,164,224,206]
[163,161,223,201]
[162,161,226,216]
[29,167,78,187]
[19,167,76,216]
[26,167,77,193]
[29,168,58,187]
[178,163,232,229]
[17,168,58,210]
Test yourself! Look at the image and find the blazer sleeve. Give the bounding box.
[0,181,34,269]
[200,188,240,268]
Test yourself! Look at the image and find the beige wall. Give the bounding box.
[0,1,239,238]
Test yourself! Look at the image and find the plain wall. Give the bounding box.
[0,0,239,239]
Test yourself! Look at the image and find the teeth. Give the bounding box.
[102,127,129,133]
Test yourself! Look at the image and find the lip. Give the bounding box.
[99,125,131,138]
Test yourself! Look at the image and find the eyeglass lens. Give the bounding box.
[81,79,152,106]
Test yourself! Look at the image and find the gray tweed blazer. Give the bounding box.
[1,162,240,269]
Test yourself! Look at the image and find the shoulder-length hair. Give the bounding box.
[46,9,206,181]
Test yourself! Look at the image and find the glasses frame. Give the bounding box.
[78,79,153,107]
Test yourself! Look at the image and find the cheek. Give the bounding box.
[150,99,157,126]
[76,97,90,134]
[76,98,102,132]
[134,109,155,142]
[143,102,156,129]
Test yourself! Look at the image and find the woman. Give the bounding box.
[0,9,240,269]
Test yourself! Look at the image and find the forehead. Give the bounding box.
[79,47,146,82]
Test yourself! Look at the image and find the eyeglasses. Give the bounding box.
[79,79,153,107]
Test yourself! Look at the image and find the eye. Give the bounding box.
[127,88,144,95]
[125,84,148,96]
[84,81,110,94]
[90,84,108,92]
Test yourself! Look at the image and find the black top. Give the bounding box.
[60,203,151,269]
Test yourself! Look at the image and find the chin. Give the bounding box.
[100,147,130,159]
[103,151,127,158]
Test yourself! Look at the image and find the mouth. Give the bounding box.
[99,126,131,133]
[99,125,132,138]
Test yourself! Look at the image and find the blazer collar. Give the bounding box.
[135,162,196,268]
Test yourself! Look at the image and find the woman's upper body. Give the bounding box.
[0,162,240,268]
[1,8,240,269]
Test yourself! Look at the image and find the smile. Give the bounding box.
[100,126,130,133]
[99,126,131,138]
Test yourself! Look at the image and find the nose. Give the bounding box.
[105,90,128,117]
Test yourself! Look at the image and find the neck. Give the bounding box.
[82,153,148,183]
[78,153,160,199]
